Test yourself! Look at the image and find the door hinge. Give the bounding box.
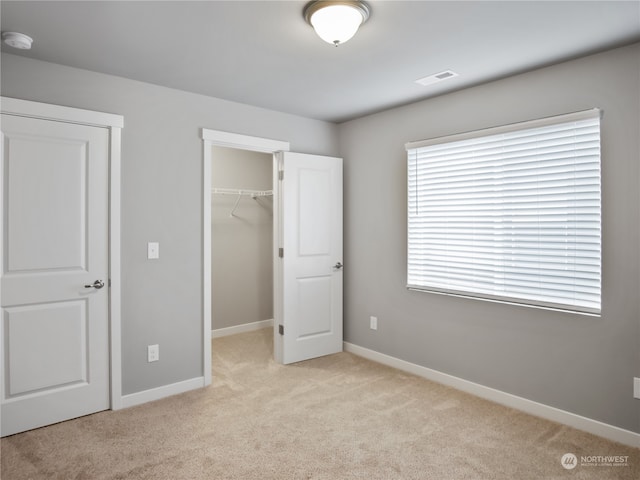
[108,279,111,287]
[278,324,284,335]
[278,247,284,258]
[278,170,284,181]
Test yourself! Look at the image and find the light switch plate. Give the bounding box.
[634,377,640,399]
[147,242,159,259]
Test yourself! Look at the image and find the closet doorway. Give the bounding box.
[201,129,343,382]
[210,147,274,339]
[201,130,289,384]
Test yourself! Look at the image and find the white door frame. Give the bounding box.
[200,129,289,383]
[0,97,124,410]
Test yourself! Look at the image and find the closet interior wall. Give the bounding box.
[211,146,273,331]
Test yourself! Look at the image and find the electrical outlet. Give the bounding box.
[147,344,159,362]
[634,377,640,399]
[370,316,378,330]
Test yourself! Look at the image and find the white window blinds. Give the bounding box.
[406,109,601,314]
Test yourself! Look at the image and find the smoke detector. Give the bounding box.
[2,32,33,50]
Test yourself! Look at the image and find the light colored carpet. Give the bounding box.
[1,328,638,479]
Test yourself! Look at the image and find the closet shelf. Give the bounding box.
[212,188,273,197]
[212,187,273,217]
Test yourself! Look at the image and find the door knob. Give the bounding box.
[84,280,105,289]
[334,262,343,270]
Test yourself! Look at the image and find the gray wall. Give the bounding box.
[338,43,640,433]
[2,43,639,434]
[211,147,273,330]
[0,53,339,395]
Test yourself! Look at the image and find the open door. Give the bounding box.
[274,152,343,364]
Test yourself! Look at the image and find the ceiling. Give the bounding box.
[1,1,639,123]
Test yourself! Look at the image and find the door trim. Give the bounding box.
[0,96,124,410]
[200,129,289,383]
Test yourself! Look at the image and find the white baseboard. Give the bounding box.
[211,319,273,338]
[344,342,640,448]
[120,377,205,409]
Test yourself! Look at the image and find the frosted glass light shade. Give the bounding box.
[310,5,363,45]
[304,1,370,46]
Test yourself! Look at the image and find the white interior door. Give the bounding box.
[1,113,110,436]
[275,152,343,364]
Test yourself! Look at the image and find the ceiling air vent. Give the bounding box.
[415,70,459,87]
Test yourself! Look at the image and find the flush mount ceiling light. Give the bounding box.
[2,32,33,50]
[303,1,370,47]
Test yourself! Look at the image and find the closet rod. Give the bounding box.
[212,188,273,217]
[211,187,273,197]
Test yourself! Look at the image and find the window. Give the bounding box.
[406,109,601,314]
